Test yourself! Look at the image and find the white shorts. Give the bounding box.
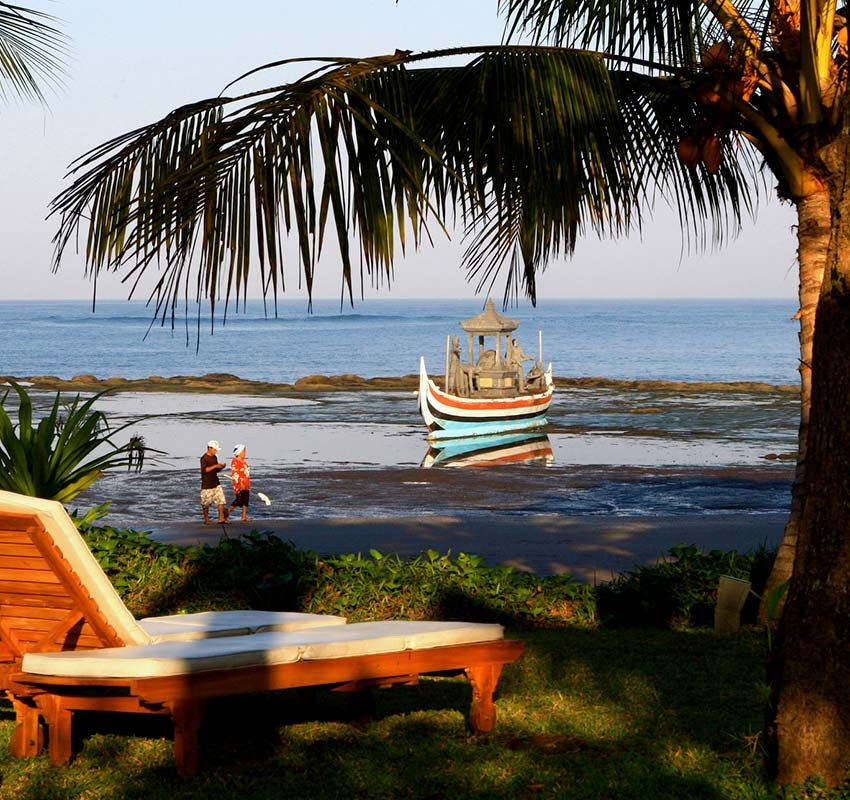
[200,486,226,507]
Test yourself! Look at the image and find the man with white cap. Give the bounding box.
[200,440,228,524]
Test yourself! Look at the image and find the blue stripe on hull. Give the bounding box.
[428,413,549,441]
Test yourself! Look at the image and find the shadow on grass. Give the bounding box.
[1,626,770,800]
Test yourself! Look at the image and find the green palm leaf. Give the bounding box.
[51,45,759,312]
[0,2,66,103]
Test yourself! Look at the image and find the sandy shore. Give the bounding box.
[148,512,786,582]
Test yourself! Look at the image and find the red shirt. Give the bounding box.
[230,456,250,492]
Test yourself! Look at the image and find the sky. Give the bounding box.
[0,1,800,305]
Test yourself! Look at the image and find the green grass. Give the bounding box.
[0,628,775,800]
[2,526,821,798]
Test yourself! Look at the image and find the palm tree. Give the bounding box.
[0,3,64,104]
[48,0,850,786]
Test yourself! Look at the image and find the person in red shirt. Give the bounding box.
[228,444,251,522]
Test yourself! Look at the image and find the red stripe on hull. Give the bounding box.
[429,383,552,412]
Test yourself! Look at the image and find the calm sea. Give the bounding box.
[0,298,797,384]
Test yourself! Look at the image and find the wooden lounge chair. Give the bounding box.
[0,489,346,687]
[0,490,524,775]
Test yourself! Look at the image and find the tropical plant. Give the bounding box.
[0,2,65,104]
[0,382,151,503]
[46,0,850,786]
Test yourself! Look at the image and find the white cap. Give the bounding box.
[233,444,246,456]
[207,440,220,450]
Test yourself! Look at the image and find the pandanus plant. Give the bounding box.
[0,382,150,504]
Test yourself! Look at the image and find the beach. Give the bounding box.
[31,374,794,581]
[149,511,787,582]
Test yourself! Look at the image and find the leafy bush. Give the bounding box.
[80,527,595,625]
[303,549,597,625]
[79,525,775,630]
[596,543,776,627]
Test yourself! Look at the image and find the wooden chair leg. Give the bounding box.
[40,696,74,766]
[171,700,206,777]
[10,699,43,758]
[465,663,503,734]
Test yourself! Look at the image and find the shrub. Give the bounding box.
[79,525,775,630]
[303,549,597,625]
[0,382,151,502]
[596,543,776,627]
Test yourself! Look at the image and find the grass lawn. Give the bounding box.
[0,627,774,800]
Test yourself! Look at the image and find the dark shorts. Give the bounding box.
[232,489,250,507]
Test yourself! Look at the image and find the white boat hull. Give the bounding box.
[418,357,553,441]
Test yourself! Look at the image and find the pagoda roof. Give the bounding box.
[460,301,519,334]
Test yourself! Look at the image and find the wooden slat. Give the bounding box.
[0,514,40,530]
[0,543,42,558]
[31,611,86,653]
[0,617,23,658]
[13,630,104,649]
[0,587,74,608]
[0,532,37,545]
[0,581,72,598]
[0,568,61,584]
[7,617,64,633]
[0,555,54,571]
[26,522,123,649]
[0,605,69,622]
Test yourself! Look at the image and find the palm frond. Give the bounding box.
[0,2,66,103]
[52,45,761,312]
[500,0,773,66]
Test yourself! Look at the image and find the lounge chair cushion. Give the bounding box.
[139,611,347,642]
[21,621,505,679]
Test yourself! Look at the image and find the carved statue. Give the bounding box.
[507,337,533,391]
[448,336,471,396]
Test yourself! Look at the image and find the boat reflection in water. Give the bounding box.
[421,431,554,469]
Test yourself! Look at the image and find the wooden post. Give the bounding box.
[714,575,751,633]
[465,663,503,733]
[10,699,42,758]
[171,699,206,777]
[444,335,451,392]
[42,695,74,766]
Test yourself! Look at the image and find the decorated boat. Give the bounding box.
[421,431,554,468]
[418,301,554,441]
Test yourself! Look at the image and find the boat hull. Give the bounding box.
[422,431,554,468]
[418,357,553,441]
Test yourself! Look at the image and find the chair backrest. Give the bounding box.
[0,490,150,664]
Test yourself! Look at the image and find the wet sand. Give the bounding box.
[11,376,792,580]
[148,512,786,581]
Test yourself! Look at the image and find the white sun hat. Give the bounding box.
[233,444,246,456]
[207,440,220,450]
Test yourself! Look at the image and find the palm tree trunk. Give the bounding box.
[758,190,828,624]
[773,134,850,786]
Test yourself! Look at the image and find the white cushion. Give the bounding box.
[298,621,504,660]
[22,621,505,679]
[140,610,347,642]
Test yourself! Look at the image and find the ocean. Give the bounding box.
[0,298,797,385]
[0,297,798,526]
